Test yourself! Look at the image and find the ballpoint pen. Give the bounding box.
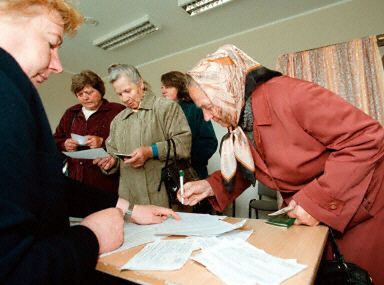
[179,170,184,205]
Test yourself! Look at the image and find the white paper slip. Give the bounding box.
[121,239,194,271]
[268,204,295,216]
[70,133,87,145]
[63,148,109,159]
[155,212,247,236]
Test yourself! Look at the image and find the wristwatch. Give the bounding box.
[124,202,135,221]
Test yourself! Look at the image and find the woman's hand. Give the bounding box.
[86,135,103,149]
[130,205,180,224]
[124,146,152,168]
[93,155,117,171]
[287,200,320,226]
[177,180,215,206]
[63,138,78,151]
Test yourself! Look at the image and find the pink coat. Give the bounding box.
[207,76,384,284]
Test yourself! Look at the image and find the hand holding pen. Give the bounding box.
[179,170,184,205]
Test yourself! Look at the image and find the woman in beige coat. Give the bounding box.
[95,64,191,207]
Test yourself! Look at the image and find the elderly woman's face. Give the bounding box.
[188,84,231,128]
[112,75,144,109]
[75,84,103,111]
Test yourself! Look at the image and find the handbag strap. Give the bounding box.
[157,138,177,193]
[164,138,178,166]
[328,228,348,268]
[169,138,177,164]
[164,139,171,167]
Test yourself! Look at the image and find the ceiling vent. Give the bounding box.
[178,0,233,16]
[93,15,159,51]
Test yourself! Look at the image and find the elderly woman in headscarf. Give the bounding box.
[178,44,384,284]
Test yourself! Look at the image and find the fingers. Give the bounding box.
[287,202,319,226]
[95,156,116,170]
[64,139,78,151]
[164,210,180,220]
[123,152,144,168]
[86,136,103,149]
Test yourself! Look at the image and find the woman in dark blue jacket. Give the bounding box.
[0,2,177,284]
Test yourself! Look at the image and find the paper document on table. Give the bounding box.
[155,212,246,236]
[101,222,165,257]
[70,133,87,145]
[63,148,108,159]
[192,239,307,285]
[188,230,253,250]
[121,239,194,271]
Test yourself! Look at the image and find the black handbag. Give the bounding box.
[157,139,199,207]
[315,228,374,285]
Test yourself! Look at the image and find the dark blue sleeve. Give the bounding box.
[190,106,218,165]
[0,64,104,284]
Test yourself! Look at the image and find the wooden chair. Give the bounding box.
[248,183,278,219]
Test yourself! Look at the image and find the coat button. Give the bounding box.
[329,202,337,210]
[79,161,83,165]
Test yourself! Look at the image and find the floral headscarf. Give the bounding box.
[187,44,262,189]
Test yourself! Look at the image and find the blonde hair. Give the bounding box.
[4,0,83,35]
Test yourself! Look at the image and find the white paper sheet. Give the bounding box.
[62,148,109,159]
[192,239,307,285]
[156,212,246,236]
[70,133,87,145]
[101,222,165,257]
[121,239,194,271]
[188,230,253,250]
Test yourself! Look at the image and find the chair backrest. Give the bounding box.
[258,183,277,198]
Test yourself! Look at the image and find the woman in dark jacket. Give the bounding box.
[54,70,125,194]
[161,71,218,213]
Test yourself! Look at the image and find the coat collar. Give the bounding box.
[251,83,272,126]
[0,48,35,97]
[121,91,155,119]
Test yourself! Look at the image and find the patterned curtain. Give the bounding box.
[276,36,384,125]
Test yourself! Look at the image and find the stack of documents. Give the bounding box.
[109,212,307,285]
[192,239,307,285]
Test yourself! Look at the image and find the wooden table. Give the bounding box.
[97,218,328,285]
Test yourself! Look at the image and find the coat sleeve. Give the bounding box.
[206,170,251,212]
[0,74,100,284]
[104,116,121,174]
[287,79,384,232]
[155,100,192,161]
[191,107,218,165]
[53,109,73,151]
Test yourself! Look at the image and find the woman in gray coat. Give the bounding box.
[95,64,191,207]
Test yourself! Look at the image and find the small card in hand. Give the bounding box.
[266,214,295,228]
[114,153,132,159]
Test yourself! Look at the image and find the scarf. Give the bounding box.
[187,44,281,191]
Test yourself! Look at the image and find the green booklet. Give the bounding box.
[266,214,296,228]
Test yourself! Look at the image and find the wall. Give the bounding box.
[38,0,384,218]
